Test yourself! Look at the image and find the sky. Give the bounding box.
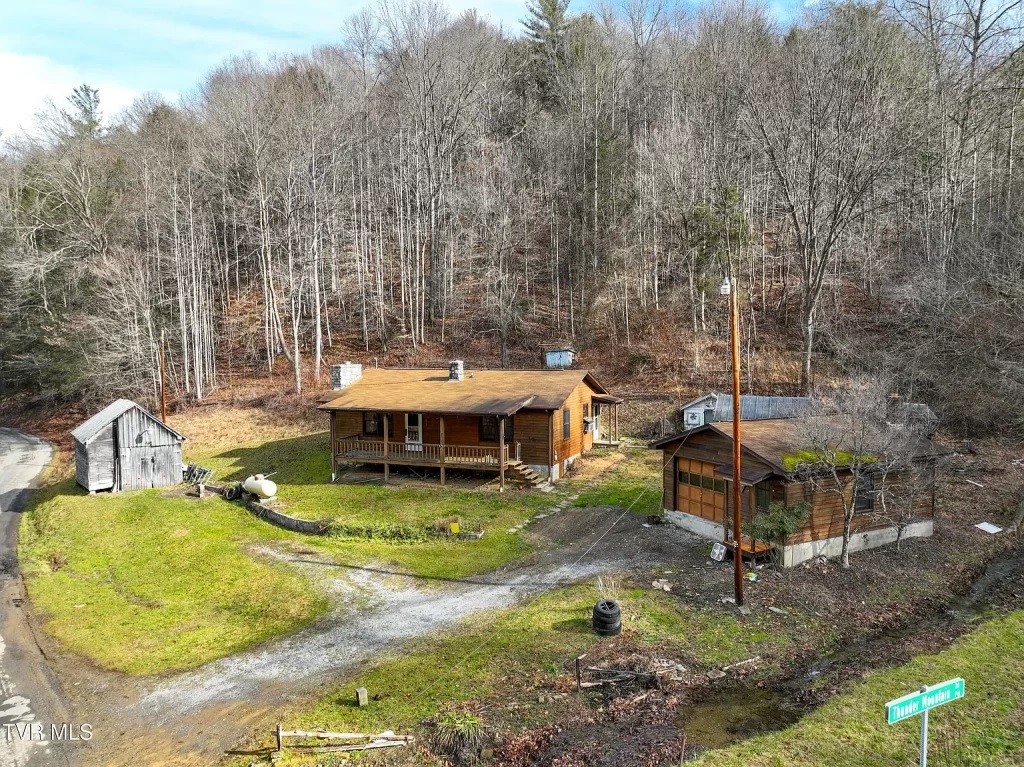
[0,0,805,141]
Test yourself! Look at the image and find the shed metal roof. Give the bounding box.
[713,395,814,422]
[318,368,618,416]
[71,399,185,445]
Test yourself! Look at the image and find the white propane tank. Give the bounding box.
[243,474,278,499]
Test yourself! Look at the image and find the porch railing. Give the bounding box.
[334,437,520,466]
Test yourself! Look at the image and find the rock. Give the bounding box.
[768,606,788,616]
[356,687,368,706]
[738,606,752,616]
[707,669,727,681]
[721,597,736,605]
[507,529,518,534]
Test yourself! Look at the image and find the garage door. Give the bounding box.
[676,458,726,522]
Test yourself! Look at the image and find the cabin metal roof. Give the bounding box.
[318,368,619,416]
[71,399,186,445]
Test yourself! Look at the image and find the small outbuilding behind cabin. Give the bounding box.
[72,399,186,493]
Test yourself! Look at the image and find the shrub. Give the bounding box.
[433,710,486,758]
[326,521,426,543]
[749,501,811,555]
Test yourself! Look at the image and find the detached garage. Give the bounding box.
[72,399,186,493]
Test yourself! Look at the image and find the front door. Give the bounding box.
[405,413,423,452]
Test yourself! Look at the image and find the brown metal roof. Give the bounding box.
[317,368,614,416]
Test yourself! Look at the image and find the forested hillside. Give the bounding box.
[0,0,1021,434]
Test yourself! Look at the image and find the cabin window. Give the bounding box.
[363,412,394,438]
[755,481,772,512]
[563,408,571,439]
[480,416,513,443]
[854,474,875,513]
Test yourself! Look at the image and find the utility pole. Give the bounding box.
[159,330,168,424]
[721,276,744,607]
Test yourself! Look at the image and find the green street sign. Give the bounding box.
[886,678,965,725]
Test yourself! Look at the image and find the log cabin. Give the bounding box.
[318,362,622,489]
[652,417,944,566]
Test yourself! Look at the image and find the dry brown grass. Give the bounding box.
[168,404,322,452]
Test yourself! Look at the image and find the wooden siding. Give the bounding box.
[553,381,598,465]
[782,467,935,545]
[330,376,611,478]
[514,411,551,465]
[76,422,117,492]
[662,428,937,546]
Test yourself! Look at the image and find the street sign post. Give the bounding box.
[885,678,965,767]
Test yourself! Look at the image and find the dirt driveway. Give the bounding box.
[59,504,702,766]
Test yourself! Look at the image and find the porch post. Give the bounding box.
[439,415,446,487]
[330,411,336,482]
[547,411,554,480]
[499,416,506,493]
[383,413,390,483]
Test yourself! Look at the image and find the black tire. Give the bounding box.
[592,599,622,636]
[594,620,622,637]
[593,599,621,622]
[225,483,241,501]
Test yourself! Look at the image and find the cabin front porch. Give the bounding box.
[330,410,542,490]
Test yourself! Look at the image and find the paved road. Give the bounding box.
[0,428,72,767]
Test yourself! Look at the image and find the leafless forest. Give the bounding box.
[0,0,1022,434]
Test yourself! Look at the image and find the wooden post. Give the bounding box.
[330,411,337,482]
[548,411,554,481]
[499,416,506,493]
[276,723,283,754]
[729,276,744,607]
[383,413,390,483]
[439,415,446,487]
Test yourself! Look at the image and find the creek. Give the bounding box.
[677,547,1023,749]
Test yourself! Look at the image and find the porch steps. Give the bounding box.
[505,460,546,488]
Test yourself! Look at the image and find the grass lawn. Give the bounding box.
[177,415,547,580]
[19,474,327,675]
[695,610,1024,766]
[571,447,664,517]
[262,579,822,765]
[20,406,667,676]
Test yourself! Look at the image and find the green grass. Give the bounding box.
[185,430,546,579]
[19,477,328,675]
[267,580,819,763]
[694,611,1024,766]
[572,448,664,517]
[19,417,551,674]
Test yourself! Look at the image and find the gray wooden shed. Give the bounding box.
[72,399,186,493]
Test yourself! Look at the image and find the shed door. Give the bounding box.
[676,458,726,523]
